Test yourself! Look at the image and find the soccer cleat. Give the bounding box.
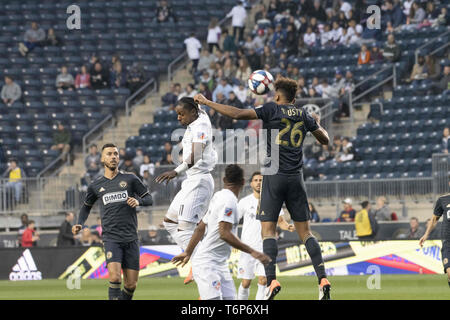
[184,267,194,285]
[319,278,331,300]
[263,280,281,300]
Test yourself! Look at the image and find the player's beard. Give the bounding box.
[105,162,117,171]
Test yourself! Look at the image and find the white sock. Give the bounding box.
[238,283,250,300]
[255,284,266,300]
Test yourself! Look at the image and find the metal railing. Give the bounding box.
[415,28,450,63]
[432,153,450,196]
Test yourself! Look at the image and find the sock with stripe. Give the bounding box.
[120,286,135,300]
[304,236,327,284]
[109,281,121,300]
[262,238,278,286]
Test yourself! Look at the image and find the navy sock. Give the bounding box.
[305,236,327,284]
[263,238,278,286]
[109,281,121,300]
[120,286,135,300]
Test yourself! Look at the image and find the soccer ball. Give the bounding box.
[248,70,274,95]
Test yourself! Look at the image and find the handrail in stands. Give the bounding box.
[414,28,450,64]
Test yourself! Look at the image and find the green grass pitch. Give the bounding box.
[0,275,448,300]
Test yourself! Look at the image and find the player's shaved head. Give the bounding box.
[274,77,298,103]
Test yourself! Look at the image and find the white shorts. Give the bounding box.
[167,173,214,224]
[192,263,236,300]
[237,251,266,280]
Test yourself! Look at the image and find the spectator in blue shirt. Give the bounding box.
[212,78,234,102]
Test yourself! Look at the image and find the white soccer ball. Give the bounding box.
[248,70,274,95]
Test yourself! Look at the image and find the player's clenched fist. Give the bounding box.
[127,197,139,208]
[251,251,272,266]
[193,93,208,106]
[72,224,82,235]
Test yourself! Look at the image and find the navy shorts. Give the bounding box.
[442,241,449,273]
[103,240,140,271]
[257,172,311,222]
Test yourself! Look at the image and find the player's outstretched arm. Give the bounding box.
[72,203,92,235]
[218,221,271,265]
[310,112,330,145]
[171,221,206,267]
[419,214,439,247]
[194,93,258,120]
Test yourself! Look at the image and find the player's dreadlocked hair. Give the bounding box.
[274,77,298,103]
[224,164,244,185]
[178,97,199,114]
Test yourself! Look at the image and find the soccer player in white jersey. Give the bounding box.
[237,171,295,300]
[172,165,270,300]
[156,97,218,283]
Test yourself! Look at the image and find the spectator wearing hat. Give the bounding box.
[338,198,356,222]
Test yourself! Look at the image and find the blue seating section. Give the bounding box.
[0,0,234,175]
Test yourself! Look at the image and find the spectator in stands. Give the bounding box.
[435,65,449,94]
[260,45,276,69]
[55,66,75,93]
[3,159,26,203]
[90,62,110,90]
[227,0,247,43]
[370,45,384,64]
[382,34,401,63]
[84,144,101,171]
[304,140,323,166]
[119,155,139,176]
[357,44,371,65]
[337,137,358,162]
[338,198,356,222]
[158,142,174,166]
[373,196,391,221]
[77,227,92,246]
[85,160,102,184]
[233,81,248,104]
[141,226,162,245]
[198,82,212,101]
[156,0,176,23]
[303,26,317,47]
[207,18,221,53]
[309,203,320,222]
[235,58,252,84]
[162,83,182,109]
[18,22,46,56]
[405,2,426,27]
[321,24,333,46]
[432,7,447,27]
[198,50,216,79]
[57,212,75,246]
[126,62,145,94]
[17,213,29,246]
[21,220,39,248]
[310,0,327,22]
[184,33,202,75]
[330,21,343,45]
[223,58,237,80]
[178,83,198,99]
[222,29,237,53]
[423,55,441,82]
[408,217,425,239]
[133,147,145,168]
[442,127,449,154]
[212,77,234,101]
[110,60,126,88]
[45,28,60,47]
[75,65,91,89]
[51,122,71,162]
[383,0,404,29]
[407,55,427,84]
[425,217,440,239]
[90,230,102,246]
[1,76,22,107]
[140,154,155,178]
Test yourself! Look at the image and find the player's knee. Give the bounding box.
[124,281,137,291]
[109,274,121,283]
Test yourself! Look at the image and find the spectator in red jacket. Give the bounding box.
[75,65,91,89]
[21,220,39,247]
[358,44,371,65]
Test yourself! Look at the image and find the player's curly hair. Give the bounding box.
[178,97,199,114]
[224,164,244,185]
[274,77,298,103]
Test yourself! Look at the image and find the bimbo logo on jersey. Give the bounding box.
[102,190,128,205]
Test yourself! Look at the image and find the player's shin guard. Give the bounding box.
[262,238,278,286]
[120,286,135,300]
[238,283,249,300]
[255,284,266,300]
[304,236,327,284]
[109,281,121,300]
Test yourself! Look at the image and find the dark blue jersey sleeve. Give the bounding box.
[255,102,276,122]
[433,198,443,217]
[132,174,149,198]
[302,110,320,132]
[84,184,98,207]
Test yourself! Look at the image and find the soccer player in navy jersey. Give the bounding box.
[72,143,153,300]
[194,77,331,300]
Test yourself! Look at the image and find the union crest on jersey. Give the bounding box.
[225,208,233,217]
